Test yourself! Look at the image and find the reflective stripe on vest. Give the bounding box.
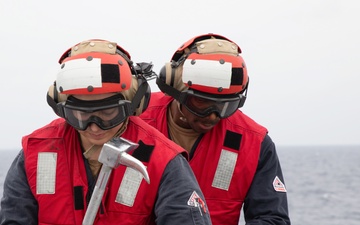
[37,152,57,194]
[212,149,237,191]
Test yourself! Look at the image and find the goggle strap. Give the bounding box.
[156,77,182,100]
[47,92,62,117]
[238,78,249,108]
[239,95,246,108]
[131,78,149,114]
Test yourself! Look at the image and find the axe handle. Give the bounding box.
[82,166,112,225]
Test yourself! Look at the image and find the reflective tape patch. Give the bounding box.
[36,152,57,194]
[57,58,102,92]
[212,150,237,190]
[115,167,144,207]
[183,59,232,88]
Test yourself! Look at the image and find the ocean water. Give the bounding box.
[277,145,360,225]
[0,146,359,225]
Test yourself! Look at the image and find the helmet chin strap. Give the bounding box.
[176,101,187,122]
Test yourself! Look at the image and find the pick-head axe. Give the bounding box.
[82,137,150,225]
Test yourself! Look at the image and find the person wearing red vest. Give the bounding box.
[0,39,211,225]
[140,34,291,225]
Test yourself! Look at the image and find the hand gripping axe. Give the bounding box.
[82,137,150,225]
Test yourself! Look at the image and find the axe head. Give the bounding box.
[98,137,139,168]
[98,137,150,183]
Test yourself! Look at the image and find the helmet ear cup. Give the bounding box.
[121,76,151,116]
[136,77,151,115]
[46,82,68,117]
[158,62,187,92]
[158,62,173,87]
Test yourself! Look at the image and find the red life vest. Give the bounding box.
[140,92,268,225]
[22,117,185,225]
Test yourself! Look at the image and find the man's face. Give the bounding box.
[181,102,221,134]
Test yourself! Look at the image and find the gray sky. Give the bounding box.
[1,0,359,150]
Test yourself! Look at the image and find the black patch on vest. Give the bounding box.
[101,64,120,83]
[223,130,242,150]
[74,186,84,210]
[231,68,244,85]
[132,140,154,163]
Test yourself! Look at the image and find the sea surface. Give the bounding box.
[0,146,359,225]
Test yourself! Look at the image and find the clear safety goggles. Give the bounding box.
[58,94,132,131]
[178,89,242,118]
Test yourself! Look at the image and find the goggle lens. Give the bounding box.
[181,92,241,118]
[64,106,127,130]
[59,95,131,130]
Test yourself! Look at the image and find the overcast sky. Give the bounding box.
[0,0,359,150]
